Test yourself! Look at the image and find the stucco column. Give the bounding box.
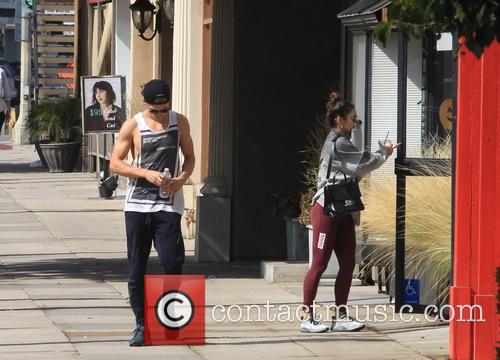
[170,0,203,242]
[171,0,190,114]
[200,0,234,196]
[13,5,31,144]
[171,0,203,181]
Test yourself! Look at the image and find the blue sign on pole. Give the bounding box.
[404,279,420,304]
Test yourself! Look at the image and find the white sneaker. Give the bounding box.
[330,314,365,332]
[300,317,329,333]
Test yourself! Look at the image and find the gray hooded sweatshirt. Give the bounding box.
[313,128,388,224]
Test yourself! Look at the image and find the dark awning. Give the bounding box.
[337,0,390,18]
[337,0,390,27]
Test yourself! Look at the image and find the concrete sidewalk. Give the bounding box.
[0,142,449,360]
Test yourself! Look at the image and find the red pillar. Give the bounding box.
[450,40,500,360]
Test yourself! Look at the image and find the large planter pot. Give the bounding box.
[39,141,81,173]
[34,140,50,168]
[285,218,308,261]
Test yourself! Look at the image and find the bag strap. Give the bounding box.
[325,133,342,181]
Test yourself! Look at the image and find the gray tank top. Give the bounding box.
[124,111,184,214]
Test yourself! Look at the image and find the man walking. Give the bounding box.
[110,80,195,346]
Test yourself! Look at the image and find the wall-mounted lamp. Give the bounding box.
[130,0,159,41]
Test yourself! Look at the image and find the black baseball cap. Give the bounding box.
[141,79,171,104]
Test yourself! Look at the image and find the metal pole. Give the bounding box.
[395,31,408,311]
[14,4,32,145]
[32,0,39,103]
[449,33,459,289]
[364,30,373,150]
[103,134,107,178]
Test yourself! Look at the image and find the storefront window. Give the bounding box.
[405,38,423,157]
[421,33,454,158]
[351,32,366,149]
[371,35,398,177]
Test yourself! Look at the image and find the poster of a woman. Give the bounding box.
[82,76,126,133]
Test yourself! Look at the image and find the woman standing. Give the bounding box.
[300,92,398,333]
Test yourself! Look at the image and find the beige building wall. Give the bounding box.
[130,37,157,114]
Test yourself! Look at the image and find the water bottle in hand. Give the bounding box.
[159,168,171,198]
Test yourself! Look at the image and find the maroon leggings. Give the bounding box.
[303,203,356,311]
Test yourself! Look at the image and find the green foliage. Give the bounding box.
[297,116,329,225]
[374,0,499,58]
[272,190,302,219]
[27,97,81,143]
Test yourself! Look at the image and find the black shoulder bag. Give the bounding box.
[323,135,365,217]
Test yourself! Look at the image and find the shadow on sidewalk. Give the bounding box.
[0,255,261,282]
[0,162,49,173]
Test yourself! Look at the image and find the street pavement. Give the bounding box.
[0,142,449,360]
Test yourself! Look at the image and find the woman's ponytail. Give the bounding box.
[325,91,355,128]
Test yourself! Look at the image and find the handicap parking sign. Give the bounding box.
[404,279,420,304]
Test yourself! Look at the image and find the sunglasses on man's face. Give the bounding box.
[148,108,169,114]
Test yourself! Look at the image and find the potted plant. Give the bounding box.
[26,96,82,172]
[272,190,308,261]
[271,117,327,262]
[297,115,328,224]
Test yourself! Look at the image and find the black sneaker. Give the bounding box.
[129,324,144,346]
